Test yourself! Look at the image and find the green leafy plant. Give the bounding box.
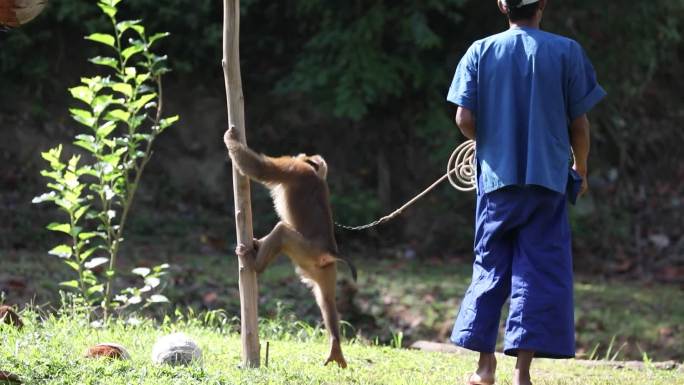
[33,0,177,321]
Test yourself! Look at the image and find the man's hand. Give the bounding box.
[570,114,591,198]
[573,162,589,197]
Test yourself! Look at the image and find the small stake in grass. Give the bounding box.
[265,341,270,367]
[222,0,260,368]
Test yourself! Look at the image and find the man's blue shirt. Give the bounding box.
[447,27,606,194]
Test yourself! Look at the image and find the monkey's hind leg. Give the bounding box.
[301,264,348,369]
[236,221,294,274]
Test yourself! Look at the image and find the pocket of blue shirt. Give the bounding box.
[566,169,583,205]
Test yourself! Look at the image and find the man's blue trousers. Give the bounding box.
[451,185,575,359]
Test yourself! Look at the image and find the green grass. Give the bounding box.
[2,251,683,362]
[1,313,682,385]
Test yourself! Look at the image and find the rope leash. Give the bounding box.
[335,140,476,231]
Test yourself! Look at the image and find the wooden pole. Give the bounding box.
[222,0,260,368]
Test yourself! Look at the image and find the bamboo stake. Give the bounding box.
[222,0,260,368]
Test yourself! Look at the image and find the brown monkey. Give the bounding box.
[224,128,355,369]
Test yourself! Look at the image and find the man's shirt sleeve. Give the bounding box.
[447,43,479,111]
[567,42,607,120]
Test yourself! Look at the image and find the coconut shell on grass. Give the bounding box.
[0,371,21,385]
[84,343,131,360]
[0,0,47,28]
[0,306,23,329]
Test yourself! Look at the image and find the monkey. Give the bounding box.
[224,127,356,369]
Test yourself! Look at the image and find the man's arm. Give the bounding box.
[570,114,591,196]
[455,106,476,140]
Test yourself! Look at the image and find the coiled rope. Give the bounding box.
[335,140,476,231]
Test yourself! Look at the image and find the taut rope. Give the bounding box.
[335,140,476,231]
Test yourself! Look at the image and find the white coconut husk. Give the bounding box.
[151,333,202,366]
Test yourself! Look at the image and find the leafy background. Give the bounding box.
[0,0,683,360]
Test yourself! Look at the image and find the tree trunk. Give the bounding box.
[222,0,260,368]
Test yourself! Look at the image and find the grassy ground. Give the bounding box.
[1,313,682,385]
[1,250,683,363]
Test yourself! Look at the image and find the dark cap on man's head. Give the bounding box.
[503,0,540,8]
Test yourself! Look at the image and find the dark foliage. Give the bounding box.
[0,0,682,278]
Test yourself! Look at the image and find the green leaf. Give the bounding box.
[84,257,109,270]
[121,45,144,62]
[149,32,170,46]
[81,246,100,261]
[124,66,137,78]
[67,155,81,172]
[64,259,80,272]
[106,109,130,122]
[129,114,146,130]
[148,295,169,303]
[97,3,117,19]
[60,280,80,289]
[133,133,152,142]
[82,269,97,283]
[47,223,71,235]
[158,115,179,132]
[40,170,62,182]
[74,139,97,153]
[32,192,57,204]
[131,267,150,277]
[86,284,105,296]
[131,93,156,112]
[135,73,151,85]
[74,206,91,222]
[69,108,96,128]
[54,198,74,212]
[92,94,117,116]
[77,231,99,241]
[153,263,170,272]
[69,86,95,104]
[49,244,72,259]
[63,171,79,189]
[70,226,83,238]
[115,19,141,35]
[89,56,119,71]
[85,33,116,48]
[130,24,145,37]
[144,277,160,288]
[111,82,133,98]
[101,153,122,167]
[96,121,117,138]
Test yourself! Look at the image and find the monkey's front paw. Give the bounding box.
[235,243,255,259]
[224,127,239,142]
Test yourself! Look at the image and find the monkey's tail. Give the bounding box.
[337,257,358,282]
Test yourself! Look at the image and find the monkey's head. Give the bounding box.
[297,154,328,180]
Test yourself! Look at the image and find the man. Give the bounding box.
[447,1,606,384]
